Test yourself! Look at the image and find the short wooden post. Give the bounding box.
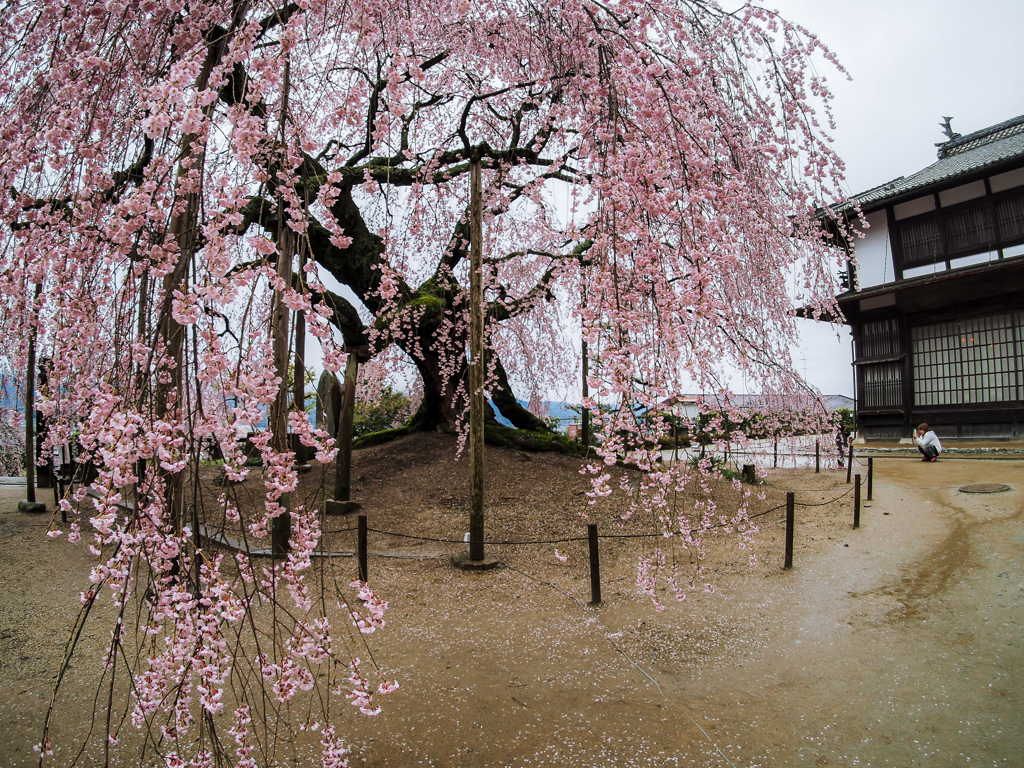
[742,464,756,483]
[357,514,368,583]
[815,439,820,473]
[853,474,861,529]
[867,457,874,501]
[846,443,853,484]
[784,491,795,570]
[587,523,601,606]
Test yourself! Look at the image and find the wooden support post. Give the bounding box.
[815,439,820,473]
[773,437,778,468]
[357,514,368,583]
[587,523,601,606]
[24,322,36,504]
[581,337,590,448]
[270,222,295,558]
[468,160,485,562]
[867,457,874,501]
[334,350,359,503]
[846,442,854,484]
[854,474,861,529]
[292,274,306,462]
[742,464,756,484]
[784,491,795,570]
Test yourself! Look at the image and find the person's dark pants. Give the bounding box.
[918,444,938,460]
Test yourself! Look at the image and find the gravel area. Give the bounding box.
[0,436,1020,766]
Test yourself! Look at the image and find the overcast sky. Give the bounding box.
[772,0,1024,395]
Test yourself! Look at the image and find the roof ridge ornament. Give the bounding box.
[935,116,962,158]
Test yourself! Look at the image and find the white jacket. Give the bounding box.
[916,430,942,454]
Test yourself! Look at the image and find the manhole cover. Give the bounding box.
[959,483,1011,494]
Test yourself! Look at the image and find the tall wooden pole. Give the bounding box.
[270,56,293,557]
[292,240,307,461]
[24,288,37,504]
[581,338,590,447]
[468,161,485,561]
[580,279,590,448]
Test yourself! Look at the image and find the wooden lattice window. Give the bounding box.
[898,218,943,265]
[857,318,901,359]
[997,194,1024,241]
[862,362,903,409]
[912,313,1023,406]
[944,205,994,253]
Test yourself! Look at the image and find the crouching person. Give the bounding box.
[915,423,942,462]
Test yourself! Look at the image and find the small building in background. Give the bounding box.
[832,114,1024,440]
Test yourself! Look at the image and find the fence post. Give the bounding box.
[853,474,861,529]
[867,457,874,501]
[846,443,853,484]
[588,523,602,606]
[358,514,368,583]
[815,440,820,473]
[784,491,795,570]
[774,438,778,468]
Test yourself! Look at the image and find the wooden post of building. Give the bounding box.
[846,442,854,484]
[815,439,820,473]
[854,474,861,529]
[867,457,874,501]
[784,491,795,570]
[587,523,601,606]
[468,160,485,562]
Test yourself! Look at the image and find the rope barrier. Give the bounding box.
[361,500,802,547]
[794,486,855,506]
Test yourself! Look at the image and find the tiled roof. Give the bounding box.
[848,114,1024,211]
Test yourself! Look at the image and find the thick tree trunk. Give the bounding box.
[401,345,551,434]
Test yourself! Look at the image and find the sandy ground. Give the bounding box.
[0,441,1020,767]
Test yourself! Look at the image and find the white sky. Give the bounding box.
[774,0,1024,396]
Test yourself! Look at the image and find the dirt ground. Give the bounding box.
[0,435,1021,767]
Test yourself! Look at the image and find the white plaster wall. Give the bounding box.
[851,210,894,289]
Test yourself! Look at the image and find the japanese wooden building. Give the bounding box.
[834,114,1024,440]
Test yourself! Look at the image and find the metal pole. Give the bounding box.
[846,442,853,484]
[588,523,601,605]
[854,474,861,529]
[815,439,820,473]
[867,457,874,501]
[784,491,795,570]
[468,161,485,561]
[357,514,368,583]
